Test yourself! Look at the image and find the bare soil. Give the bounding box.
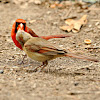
[0,1,100,100]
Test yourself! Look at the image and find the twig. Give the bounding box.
[65,6,73,18]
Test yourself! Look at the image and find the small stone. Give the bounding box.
[29,20,36,24]
[11,66,20,71]
[12,66,19,68]
[10,68,13,71]
[0,70,4,74]
[14,47,17,50]
[74,83,79,86]
[34,0,42,5]
[52,22,58,25]
[46,11,51,15]
[12,0,23,4]
[29,0,43,4]
[16,52,20,55]
[59,45,63,47]
[7,38,12,42]
[95,22,99,26]
[25,73,27,75]
[18,78,21,81]
[88,25,92,28]
[20,3,28,9]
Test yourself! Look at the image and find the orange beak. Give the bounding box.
[17,23,24,30]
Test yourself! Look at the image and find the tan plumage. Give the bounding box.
[16,29,99,71]
[23,38,67,62]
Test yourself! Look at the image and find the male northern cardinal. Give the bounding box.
[11,19,71,50]
[16,23,99,71]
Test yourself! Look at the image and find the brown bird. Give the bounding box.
[16,26,99,71]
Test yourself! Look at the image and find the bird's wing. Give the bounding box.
[27,27,38,37]
[27,27,71,40]
[24,37,66,56]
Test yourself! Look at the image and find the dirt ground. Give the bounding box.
[0,0,100,100]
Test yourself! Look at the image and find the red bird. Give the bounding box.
[11,19,71,50]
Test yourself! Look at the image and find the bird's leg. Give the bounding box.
[32,61,48,72]
[38,61,48,72]
[18,54,27,65]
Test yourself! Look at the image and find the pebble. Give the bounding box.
[52,22,58,25]
[74,83,79,86]
[25,73,27,75]
[33,0,42,5]
[59,45,63,47]
[46,11,51,15]
[95,22,99,26]
[88,25,92,28]
[18,78,22,81]
[0,70,4,74]
[12,66,19,68]
[29,20,36,24]
[12,0,23,4]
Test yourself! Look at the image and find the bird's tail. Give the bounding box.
[65,53,99,62]
[41,34,71,40]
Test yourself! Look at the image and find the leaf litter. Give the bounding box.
[60,15,87,33]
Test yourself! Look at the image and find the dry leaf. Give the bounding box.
[60,15,87,33]
[79,15,87,25]
[72,21,82,33]
[60,24,73,32]
[72,15,87,32]
[65,19,75,25]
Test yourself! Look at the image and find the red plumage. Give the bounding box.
[11,19,71,50]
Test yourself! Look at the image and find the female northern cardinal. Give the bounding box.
[11,19,71,50]
[16,24,99,71]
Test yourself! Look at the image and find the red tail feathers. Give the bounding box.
[65,53,99,62]
[40,34,71,40]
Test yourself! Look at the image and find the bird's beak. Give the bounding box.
[17,23,24,31]
[17,24,25,37]
[19,23,24,30]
